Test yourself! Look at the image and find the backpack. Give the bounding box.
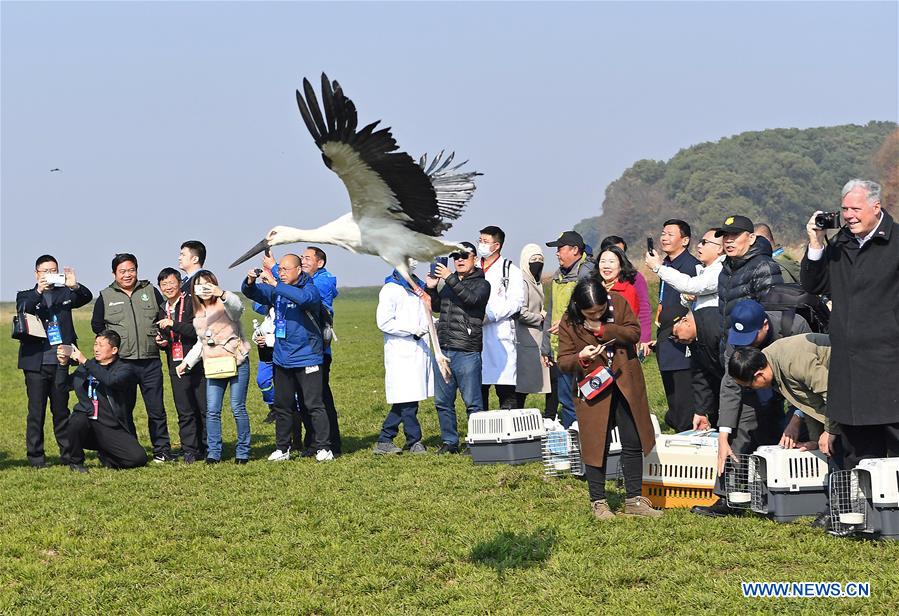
[758,283,830,335]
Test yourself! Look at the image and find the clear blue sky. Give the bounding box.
[2,1,896,299]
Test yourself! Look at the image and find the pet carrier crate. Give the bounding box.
[642,429,718,508]
[605,414,663,480]
[829,458,899,540]
[465,408,544,465]
[541,428,585,477]
[742,446,829,522]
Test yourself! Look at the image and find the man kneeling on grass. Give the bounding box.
[56,330,148,472]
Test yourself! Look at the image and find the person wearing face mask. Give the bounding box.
[513,244,550,409]
[92,253,174,463]
[476,226,525,410]
[556,277,662,519]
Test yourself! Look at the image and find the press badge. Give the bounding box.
[171,341,184,362]
[274,319,287,339]
[87,377,99,420]
[578,365,616,401]
[305,365,319,374]
[47,316,62,346]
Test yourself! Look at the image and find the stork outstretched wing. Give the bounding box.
[296,73,479,237]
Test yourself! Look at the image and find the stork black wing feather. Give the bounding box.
[294,72,479,236]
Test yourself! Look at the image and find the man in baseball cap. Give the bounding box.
[545,231,585,252]
[714,215,755,238]
[727,299,770,347]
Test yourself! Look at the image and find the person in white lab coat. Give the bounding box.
[372,268,434,454]
[477,226,525,409]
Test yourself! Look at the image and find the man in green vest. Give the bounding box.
[541,230,595,427]
[91,253,174,462]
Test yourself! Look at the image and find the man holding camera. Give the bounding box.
[92,253,173,462]
[801,179,899,467]
[16,255,93,468]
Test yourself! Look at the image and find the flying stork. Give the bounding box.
[230,73,482,381]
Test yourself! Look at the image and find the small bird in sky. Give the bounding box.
[50,168,61,172]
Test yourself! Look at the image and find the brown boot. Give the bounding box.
[591,499,615,520]
[622,496,664,518]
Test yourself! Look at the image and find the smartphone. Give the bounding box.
[430,256,448,276]
[646,237,655,255]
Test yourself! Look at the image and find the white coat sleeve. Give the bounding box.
[183,341,203,369]
[377,285,424,337]
[485,263,525,322]
[655,261,720,296]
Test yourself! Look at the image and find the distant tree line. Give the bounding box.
[575,121,898,252]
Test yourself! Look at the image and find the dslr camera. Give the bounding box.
[815,211,841,230]
[44,273,66,287]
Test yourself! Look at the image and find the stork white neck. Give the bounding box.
[269,215,361,253]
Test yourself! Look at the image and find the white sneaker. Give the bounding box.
[315,449,334,463]
[267,448,290,461]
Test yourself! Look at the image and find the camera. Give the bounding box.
[254,268,263,276]
[815,211,841,230]
[44,273,66,286]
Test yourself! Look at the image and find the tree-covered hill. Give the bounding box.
[575,122,898,252]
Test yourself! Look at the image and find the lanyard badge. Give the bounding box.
[274,296,287,339]
[47,315,63,346]
[87,376,99,420]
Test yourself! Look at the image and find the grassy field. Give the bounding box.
[1,290,897,614]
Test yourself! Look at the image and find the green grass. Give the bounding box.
[1,293,897,614]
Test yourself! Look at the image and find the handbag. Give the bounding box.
[204,355,238,379]
[11,311,47,341]
[577,363,617,401]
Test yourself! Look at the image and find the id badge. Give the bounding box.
[275,318,287,339]
[171,341,184,361]
[90,399,99,420]
[47,321,63,346]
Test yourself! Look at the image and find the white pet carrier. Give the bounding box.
[830,458,899,540]
[743,446,829,522]
[465,408,544,465]
[642,429,718,508]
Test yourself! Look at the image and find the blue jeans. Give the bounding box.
[433,350,483,446]
[558,371,577,428]
[378,401,422,444]
[206,360,251,460]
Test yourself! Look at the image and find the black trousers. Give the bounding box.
[544,364,560,419]
[584,389,643,500]
[840,422,899,470]
[661,369,693,432]
[68,412,148,469]
[274,364,329,452]
[294,355,342,453]
[481,384,517,410]
[23,365,72,465]
[121,358,170,455]
[168,362,207,456]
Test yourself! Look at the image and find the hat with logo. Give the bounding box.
[727,299,768,346]
[452,241,477,257]
[546,231,585,251]
[656,303,690,343]
[714,215,755,237]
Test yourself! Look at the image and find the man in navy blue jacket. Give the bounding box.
[242,254,333,462]
[16,254,93,467]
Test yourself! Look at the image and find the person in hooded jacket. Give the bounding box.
[715,215,784,328]
[514,244,550,408]
[372,266,434,454]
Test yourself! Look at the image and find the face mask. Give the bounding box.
[528,261,543,281]
[477,242,494,259]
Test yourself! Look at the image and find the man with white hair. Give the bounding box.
[801,179,899,467]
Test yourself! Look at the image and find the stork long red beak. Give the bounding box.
[229,239,270,268]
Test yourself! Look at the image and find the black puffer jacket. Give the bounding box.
[427,269,491,353]
[718,236,783,325]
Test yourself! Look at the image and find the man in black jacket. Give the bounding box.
[425,242,491,453]
[16,255,93,468]
[659,304,724,430]
[716,215,784,327]
[801,179,899,467]
[155,267,206,463]
[57,330,148,472]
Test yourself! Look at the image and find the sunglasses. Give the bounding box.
[698,239,721,247]
[449,252,472,260]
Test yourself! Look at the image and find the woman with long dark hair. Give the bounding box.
[176,270,252,464]
[557,277,662,519]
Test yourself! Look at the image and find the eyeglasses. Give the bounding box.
[449,252,472,260]
[36,268,58,275]
[698,239,721,247]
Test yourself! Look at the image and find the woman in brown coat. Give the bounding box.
[557,277,662,519]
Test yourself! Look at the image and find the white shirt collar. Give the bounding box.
[856,212,884,247]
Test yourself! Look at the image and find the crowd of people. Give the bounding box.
[14,179,898,527]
